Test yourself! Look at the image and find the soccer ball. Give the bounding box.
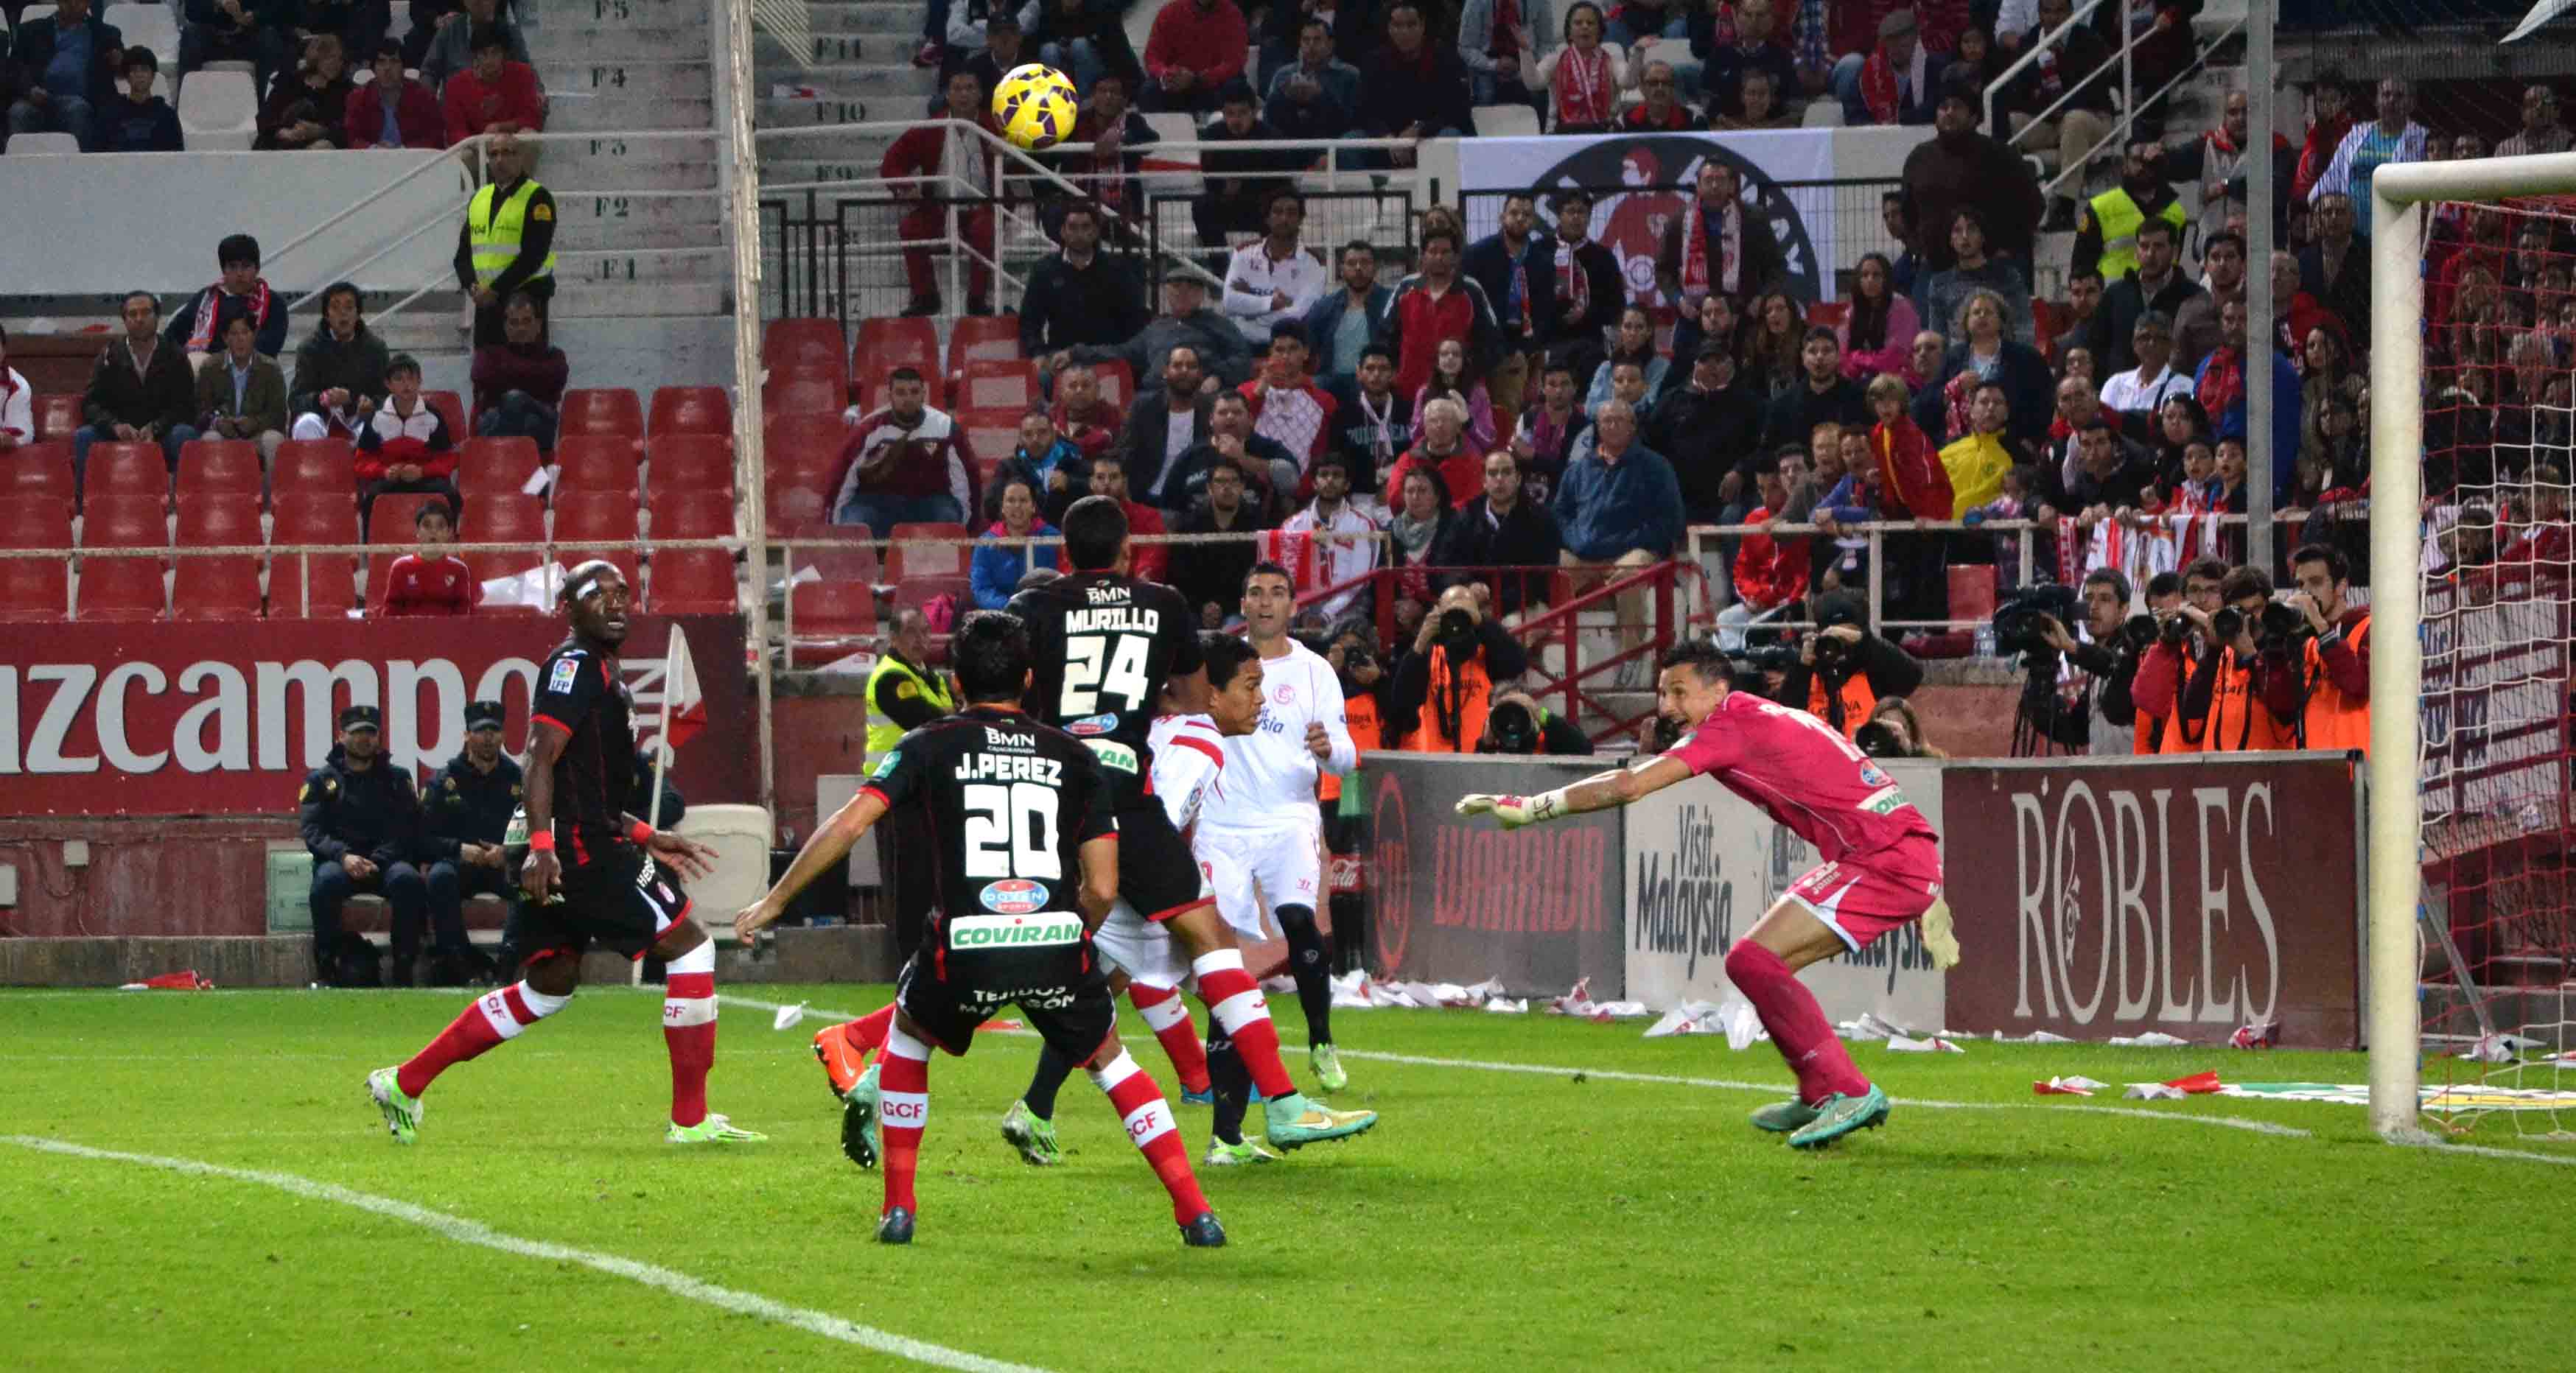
[992,63,1079,151]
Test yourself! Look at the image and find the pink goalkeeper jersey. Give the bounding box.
[1662,691,1939,865]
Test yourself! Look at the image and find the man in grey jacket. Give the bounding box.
[1049,274,1253,401]
[1456,0,1550,107]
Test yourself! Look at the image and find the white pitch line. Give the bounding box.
[1,1135,1056,1373]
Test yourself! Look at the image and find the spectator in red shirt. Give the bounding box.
[1715,449,1810,649]
[346,40,442,150]
[1379,225,1501,402]
[882,69,998,316]
[442,24,544,148]
[1141,0,1247,115]
[354,353,459,524]
[831,365,978,530]
[471,293,569,452]
[1083,452,1171,583]
[379,502,480,616]
[1047,362,1124,465]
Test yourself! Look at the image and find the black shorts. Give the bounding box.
[895,938,1116,1062]
[1118,799,1213,924]
[520,846,692,962]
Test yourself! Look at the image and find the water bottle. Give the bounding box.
[1974,625,1997,659]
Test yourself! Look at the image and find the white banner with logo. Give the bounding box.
[1455,130,1841,303]
[1623,758,1946,1028]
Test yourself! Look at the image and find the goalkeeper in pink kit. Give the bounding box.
[1457,642,1960,1148]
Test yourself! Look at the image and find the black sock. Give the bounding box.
[1021,1042,1077,1122]
[1206,1027,1251,1145]
[1276,905,1334,1046]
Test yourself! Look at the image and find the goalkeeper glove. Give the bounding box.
[1455,790,1569,829]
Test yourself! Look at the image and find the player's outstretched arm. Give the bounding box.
[1456,755,1695,829]
[733,789,889,942]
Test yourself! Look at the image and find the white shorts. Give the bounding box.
[1199,821,1324,942]
[1087,899,1189,991]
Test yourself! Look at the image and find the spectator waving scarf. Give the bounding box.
[1553,45,1616,128]
[184,281,275,353]
[1679,195,1744,301]
[2197,345,2244,424]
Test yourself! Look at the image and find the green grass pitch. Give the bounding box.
[4,983,2572,1372]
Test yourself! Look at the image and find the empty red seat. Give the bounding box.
[77,494,169,621]
[0,496,73,620]
[174,494,266,620]
[764,484,827,535]
[177,440,265,500]
[649,488,735,540]
[762,373,845,418]
[764,317,850,380]
[553,491,641,588]
[646,433,732,496]
[366,491,451,545]
[272,439,356,494]
[559,388,644,441]
[423,390,468,439]
[889,573,970,616]
[82,493,167,546]
[461,491,547,589]
[958,358,1038,412]
[648,385,732,438]
[785,519,879,583]
[650,549,738,614]
[957,408,1023,477]
[886,522,971,580]
[555,435,642,499]
[83,443,170,503]
[790,577,876,640]
[270,492,359,617]
[946,314,1021,376]
[177,494,261,547]
[765,412,850,470]
[457,437,542,502]
[1089,358,1134,409]
[35,393,84,442]
[855,316,939,374]
[4,441,75,504]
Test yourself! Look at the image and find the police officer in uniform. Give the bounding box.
[300,705,433,987]
[866,607,956,958]
[424,699,518,985]
[454,130,556,349]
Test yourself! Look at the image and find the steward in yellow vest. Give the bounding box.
[2075,147,2188,285]
[455,133,557,350]
[866,622,956,759]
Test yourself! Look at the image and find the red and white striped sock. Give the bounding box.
[662,941,718,1128]
[877,1027,932,1216]
[1088,1049,1211,1224]
[1126,982,1210,1095]
[396,980,571,1098]
[1192,949,1297,1101]
[838,1002,898,1064]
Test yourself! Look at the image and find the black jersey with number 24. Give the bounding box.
[1005,570,1201,803]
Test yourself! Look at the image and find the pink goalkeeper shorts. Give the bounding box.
[1783,836,1943,953]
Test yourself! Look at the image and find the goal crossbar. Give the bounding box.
[2367,150,2576,1140]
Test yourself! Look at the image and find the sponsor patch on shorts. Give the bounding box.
[979,879,1048,914]
[948,913,1083,949]
[1068,713,1119,737]
[1084,739,1139,773]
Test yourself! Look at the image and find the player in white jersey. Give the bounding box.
[1197,562,1359,1092]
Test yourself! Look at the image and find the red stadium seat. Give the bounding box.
[648,385,732,438]
[77,494,169,621]
[762,373,846,418]
[270,492,360,617]
[1805,301,1850,329]
[957,407,1023,476]
[461,491,547,591]
[763,317,850,380]
[888,573,970,617]
[0,496,73,620]
[765,412,850,470]
[649,549,738,614]
[559,387,644,441]
[649,488,735,540]
[83,443,170,504]
[946,314,1021,376]
[856,361,945,412]
[886,522,970,580]
[554,435,642,499]
[553,491,641,589]
[789,578,877,653]
[4,441,76,504]
[272,439,355,495]
[785,519,878,583]
[177,440,265,501]
[1089,358,1134,409]
[958,358,1038,412]
[457,437,542,503]
[645,433,733,496]
[174,494,266,620]
[423,390,468,439]
[855,316,939,374]
[35,393,84,442]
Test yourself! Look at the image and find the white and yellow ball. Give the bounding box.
[991,63,1079,151]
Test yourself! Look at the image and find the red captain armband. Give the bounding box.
[627,819,657,845]
[525,830,556,853]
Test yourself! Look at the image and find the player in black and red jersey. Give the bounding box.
[367,561,766,1145]
[736,611,1225,1246]
[806,496,1376,1157]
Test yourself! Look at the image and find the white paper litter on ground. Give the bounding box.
[1483,998,1529,1014]
[2124,1082,2187,1100]
[1886,1034,1966,1053]
[2460,1033,2547,1063]
[1723,999,1767,1050]
[769,1001,808,1031]
[2107,1032,2191,1047]
[1991,1030,2075,1044]
[1642,1001,1725,1038]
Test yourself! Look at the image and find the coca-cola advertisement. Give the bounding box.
[1940,756,2364,1049]
[0,617,754,816]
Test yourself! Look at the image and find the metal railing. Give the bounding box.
[1981,0,2248,201]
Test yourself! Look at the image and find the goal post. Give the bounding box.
[2367,151,2576,1143]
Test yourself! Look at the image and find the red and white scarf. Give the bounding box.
[2197,346,2244,421]
[186,281,273,352]
[1555,237,1593,323]
[1553,45,1614,127]
[1679,194,1743,301]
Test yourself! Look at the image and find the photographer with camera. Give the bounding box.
[1855,697,1945,760]
[1773,590,1924,741]
[2259,543,2370,754]
[1323,617,1392,755]
[1390,583,1529,753]
[2034,568,2147,755]
[2152,565,2299,753]
[1477,689,1595,756]
[2132,556,2225,752]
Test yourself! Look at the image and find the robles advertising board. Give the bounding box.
[1365,753,1624,997]
[1939,755,2363,1049]
[0,617,753,816]
[1623,759,1947,1028]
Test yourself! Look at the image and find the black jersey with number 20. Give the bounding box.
[1006,570,1202,804]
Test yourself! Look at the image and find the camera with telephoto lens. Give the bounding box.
[2120,613,2160,653]
[2159,611,2192,648]
[1749,644,1799,673]
[1341,645,1373,675]
[1810,631,1853,672]
[1437,606,1478,653]
[2255,602,2313,659]
[1852,720,1911,759]
[1480,700,1541,754]
[2211,604,2247,645]
[1990,583,2082,660]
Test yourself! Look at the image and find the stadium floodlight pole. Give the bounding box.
[2367,149,2576,1142]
